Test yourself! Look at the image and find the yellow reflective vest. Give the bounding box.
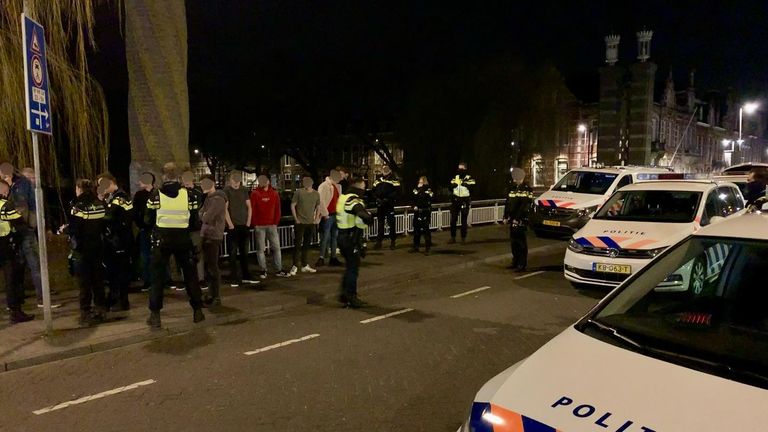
[0,198,22,238]
[336,193,368,230]
[156,188,190,229]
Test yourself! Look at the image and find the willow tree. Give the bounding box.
[125,0,189,188]
[0,0,109,182]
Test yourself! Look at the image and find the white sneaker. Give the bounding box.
[289,266,298,276]
[259,271,268,279]
[38,303,62,309]
[301,265,317,273]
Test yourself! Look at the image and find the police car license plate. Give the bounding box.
[593,263,631,274]
[542,220,560,227]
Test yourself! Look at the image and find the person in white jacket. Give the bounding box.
[316,170,343,267]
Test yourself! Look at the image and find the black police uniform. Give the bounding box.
[372,172,401,249]
[66,191,108,323]
[145,181,204,327]
[411,185,434,254]
[104,188,134,311]
[450,170,475,242]
[337,186,373,307]
[505,181,534,271]
[1,197,34,323]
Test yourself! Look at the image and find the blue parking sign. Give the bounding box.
[22,14,52,135]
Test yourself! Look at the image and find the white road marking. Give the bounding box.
[33,379,156,415]
[244,334,320,356]
[450,286,491,299]
[360,308,415,324]
[514,270,546,280]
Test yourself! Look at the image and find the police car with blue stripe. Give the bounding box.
[564,174,744,290]
[459,206,768,432]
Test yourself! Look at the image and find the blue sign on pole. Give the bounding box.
[22,13,52,135]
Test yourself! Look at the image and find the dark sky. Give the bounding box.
[90,0,768,171]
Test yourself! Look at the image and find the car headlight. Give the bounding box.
[576,205,598,218]
[644,246,668,258]
[568,238,584,253]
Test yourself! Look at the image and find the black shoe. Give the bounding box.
[329,258,343,267]
[347,297,369,309]
[337,294,348,305]
[9,309,34,324]
[373,241,382,250]
[315,258,326,267]
[193,309,206,323]
[147,311,161,329]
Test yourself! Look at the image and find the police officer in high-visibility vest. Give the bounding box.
[98,173,134,312]
[336,177,373,308]
[144,163,205,328]
[63,179,108,325]
[449,162,476,244]
[0,180,34,324]
[504,168,535,272]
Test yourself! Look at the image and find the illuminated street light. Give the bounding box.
[193,148,200,155]
[577,124,587,133]
[744,102,760,115]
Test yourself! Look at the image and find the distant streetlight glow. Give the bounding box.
[577,124,587,133]
[193,148,199,155]
[744,102,759,115]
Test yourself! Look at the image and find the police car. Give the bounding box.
[564,176,744,289]
[459,209,768,432]
[530,166,672,237]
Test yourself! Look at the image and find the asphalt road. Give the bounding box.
[0,241,604,431]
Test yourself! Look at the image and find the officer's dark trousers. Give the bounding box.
[450,199,470,239]
[76,253,106,312]
[202,238,222,300]
[150,245,203,312]
[1,238,24,309]
[227,225,251,282]
[413,211,432,250]
[376,204,396,242]
[105,250,131,309]
[338,229,361,300]
[510,226,528,269]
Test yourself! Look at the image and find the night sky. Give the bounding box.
[90,0,768,177]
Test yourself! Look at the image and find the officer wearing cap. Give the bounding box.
[98,172,134,311]
[0,180,34,324]
[144,163,205,328]
[504,168,534,272]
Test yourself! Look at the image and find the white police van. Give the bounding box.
[530,167,672,237]
[564,176,744,289]
[459,209,768,432]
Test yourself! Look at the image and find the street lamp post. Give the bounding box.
[578,124,587,167]
[738,102,759,163]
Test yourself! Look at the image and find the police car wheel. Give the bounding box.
[691,256,706,296]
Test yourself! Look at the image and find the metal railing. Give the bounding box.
[219,199,506,257]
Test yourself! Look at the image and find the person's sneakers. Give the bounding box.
[259,271,268,280]
[193,309,206,323]
[146,311,161,329]
[242,275,258,284]
[329,258,343,267]
[301,265,317,273]
[141,285,150,293]
[37,303,62,309]
[289,266,299,276]
[275,270,290,278]
[230,282,240,288]
[9,309,34,324]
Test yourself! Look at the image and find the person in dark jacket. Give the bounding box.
[144,163,205,328]
[504,175,535,272]
[63,179,107,325]
[744,169,767,207]
[98,173,134,311]
[336,177,374,308]
[0,180,34,324]
[199,175,233,307]
[182,170,206,284]
[410,176,434,255]
[449,162,476,244]
[133,172,156,291]
[372,165,401,250]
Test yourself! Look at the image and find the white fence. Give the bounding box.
[220,199,506,257]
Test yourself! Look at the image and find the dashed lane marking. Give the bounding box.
[360,308,415,324]
[244,334,320,356]
[450,286,491,299]
[514,270,546,280]
[33,379,156,415]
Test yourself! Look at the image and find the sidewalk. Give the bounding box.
[0,225,564,373]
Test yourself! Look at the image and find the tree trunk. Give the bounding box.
[125,0,189,192]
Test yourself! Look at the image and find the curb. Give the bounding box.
[1,241,565,374]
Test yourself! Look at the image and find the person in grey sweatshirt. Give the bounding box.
[199,175,236,306]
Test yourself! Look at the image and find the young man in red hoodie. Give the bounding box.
[250,175,288,278]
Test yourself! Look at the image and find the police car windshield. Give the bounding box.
[593,190,701,223]
[552,171,617,195]
[585,237,768,388]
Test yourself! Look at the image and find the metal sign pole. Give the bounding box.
[32,133,52,333]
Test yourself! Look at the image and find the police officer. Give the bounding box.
[336,177,373,308]
[98,173,134,311]
[145,163,205,328]
[410,176,433,255]
[0,180,34,324]
[449,162,475,244]
[372,165,400,250]
[63,179,108,325]
[504,169,534,272]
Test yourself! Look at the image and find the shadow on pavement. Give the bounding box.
[143,328,214,355]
